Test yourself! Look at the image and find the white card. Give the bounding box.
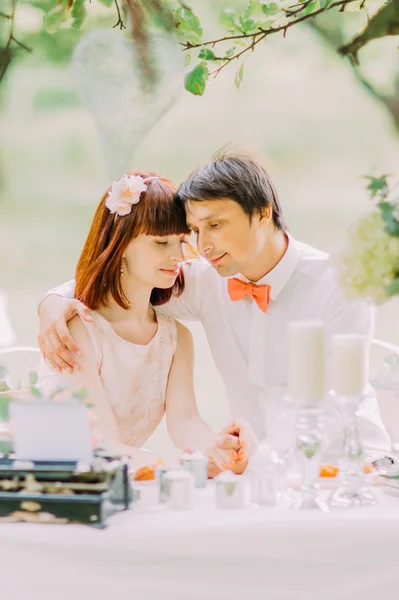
[10,400,94,462]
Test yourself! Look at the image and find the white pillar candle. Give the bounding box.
[287,321,325,405]
[332,334,368,397]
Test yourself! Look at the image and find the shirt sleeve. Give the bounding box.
[47,280,76,299]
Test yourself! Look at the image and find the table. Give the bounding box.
[1,484,399,600]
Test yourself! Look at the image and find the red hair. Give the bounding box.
[75,171,188,310]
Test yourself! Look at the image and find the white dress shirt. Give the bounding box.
[50,234,392,461]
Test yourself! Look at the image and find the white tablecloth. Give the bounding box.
[1,484,399,600]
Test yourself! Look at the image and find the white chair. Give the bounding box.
[370,339,399,449]
[0,346,41,392]
[0,292,16,348]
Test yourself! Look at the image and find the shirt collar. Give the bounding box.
[237,233,301,300]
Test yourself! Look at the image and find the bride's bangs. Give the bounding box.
[138,180,188,238]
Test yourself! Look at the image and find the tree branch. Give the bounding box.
[339,0,399,63]
[182,0,359,52]
[193,0,359,79]
[1,0,32,83]
[210,33,266,77]
[112,0,126,30]
[11,35,32,53]
[310,18,399,132]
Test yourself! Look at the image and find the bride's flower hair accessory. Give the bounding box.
[105,174,158,217]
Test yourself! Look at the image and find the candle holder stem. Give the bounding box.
[329,395,377,508]
[295,407,328,511]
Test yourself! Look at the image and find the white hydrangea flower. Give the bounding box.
[105,174,148,216]
[336,210,399,305]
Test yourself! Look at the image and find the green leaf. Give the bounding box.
[387,277,399,297]
[0,364,7,379]
[181,31,203,45]
[30,386,42,398]
[235,63,244,89]
[184,51,192,66]
[225,47,236,58]
[261,2,279,17]
[97,0,114,6]
[22,28,81,66]
[319,0,333,7]
[244,1,263,18]
[184,62,208,96]
[303,0,319,15]
[0,394,13,421]
[239,17,260,34]
[198,48,215,61]
[44,3,70,34]
[175,7,203,37]
[0,382,10,393]
[70,0,87,30]
[379,201,399,237]
[220,8,242,33]
[365,175,389,199]
[29,371,38,386]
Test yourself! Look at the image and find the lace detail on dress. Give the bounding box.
[39,310,177,449]
[84,311,177,448]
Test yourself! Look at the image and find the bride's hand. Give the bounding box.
[206,432,241,471]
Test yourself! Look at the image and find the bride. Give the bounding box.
[39,170,242,472]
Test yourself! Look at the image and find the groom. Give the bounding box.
[38,152,392,466]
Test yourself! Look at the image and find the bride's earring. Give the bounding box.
[120,264,124,278]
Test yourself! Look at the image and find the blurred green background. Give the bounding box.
[1,1,399,451]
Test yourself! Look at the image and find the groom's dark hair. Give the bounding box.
[176,151,287,231]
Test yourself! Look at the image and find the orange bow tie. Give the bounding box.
[227,278,271,313]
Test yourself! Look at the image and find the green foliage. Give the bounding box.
[365,175,399,240]
[2,0,399,95]
[198,48,215,61]
[30,385,42,397]
[174,6,203,45]
[43,0,70,34]
[29,370,38,385]
[33,87,81,111]
[379,202,399,237]
[387,277,399,297]
[220,8,242,33]
[70,0,87,30]
[365,175,390,200]
[184,61,208,96]
[234,63,244,89]
[362,175,399,298]
[303,1,319,16]
[0,394,13,422]
[261,3,279,17]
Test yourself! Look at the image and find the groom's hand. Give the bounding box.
[37,294,93,373]
[227,418,259,460]
[206,432,240,475]
[207,419,259,477]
